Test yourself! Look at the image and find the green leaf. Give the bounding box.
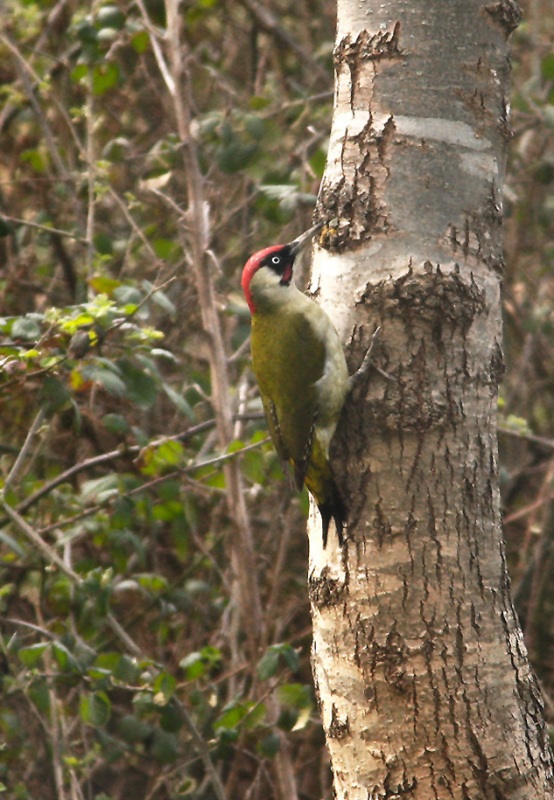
[10,316,41,341]
[244,114,265,141]
[214,703,248,731]
[131,29,149,54]
[157,440,185,467]
[309,147,327,178]
[277,682,312,710]
[93,652,140,683]
[179,652,206,680]
[137,573,170,594]
[40,375,72,414]
[257,643,299,680]
[541,53,554,81]
[118,359,159,408]
[92,63,120,95]
[113,285,143,306]
[89,274,121,295]
[118,714,153,743]
[257,648,280,681]
[179,646,221,680]
[81,474,120,503]
[71,63,90,84]
[53,642,79,672]
[200,645,222,667]
[152,671,176,704]
[29,679,51,714]
[18,642,49,667]
[160,702,183,732]
[102,412,130,434]
[0,582,14,599]
[151,238,179,261]
[139,439,185,476]
[80,691,111,725]
[20,148,48,174]
[257,731,280,758]
[150,729,178,763]
[162,384,194,418]
[217,141,258,173]
[249,95,271,110]
[243,701,266,731]
[74,20,98,45]
[97,5,125,29]
[0,217,13,237]
[277,706,299,732]
[0,530,27,558]
[83,364,127,397]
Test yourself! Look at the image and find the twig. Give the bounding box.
[134,0,175,94]
[498,425,554,451]
[1,501,141,654]
[3,408,47,494]
[1,33,69,180]
[105,613,141,656]
[236,0,327,84]
[108,188,167,266]
[173,698,228,800]
[184,436,271,472]
[10,420,217,518]
[0,416,266,528]
[108,274,178,332]
[2,502,81,582]
[84,74,96,283]
[162,0,265,659]
[0,214,88,244]
[2,617,59,639]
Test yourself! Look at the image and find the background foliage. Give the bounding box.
[0,0,552,798]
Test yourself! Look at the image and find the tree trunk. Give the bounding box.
[308,0,554,797]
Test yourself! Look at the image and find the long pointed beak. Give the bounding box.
[287,222,323,256]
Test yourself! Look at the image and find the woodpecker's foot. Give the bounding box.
[348,326,385,390]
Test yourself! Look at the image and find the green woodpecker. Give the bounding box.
[241,224,349,547]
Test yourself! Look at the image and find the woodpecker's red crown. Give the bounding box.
[241,244,294,313]
[241,224,322,314]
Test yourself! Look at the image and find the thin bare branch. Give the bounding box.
[0,214,89,244]
[3,408,47,494]
[1,33,70,180]
[134,0,175,95]
[173,698,228,800]
[236,0,327,84]
[499,425,554,451]
[162,0,265,655]
[2,501,82,582]
[1,501,142,654]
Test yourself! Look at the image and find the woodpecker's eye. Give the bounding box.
[262,246,293,279]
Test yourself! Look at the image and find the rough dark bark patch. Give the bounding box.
[315,24,403,254]
[358,265,488,338]
[447,188,506,274]
[333,22,403,70]
[317,115,396,253]
[308,567,347,608]
[484,0,522,36]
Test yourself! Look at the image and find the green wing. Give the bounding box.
[251,308,325,486]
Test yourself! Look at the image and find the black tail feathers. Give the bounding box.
[318,481,347,548]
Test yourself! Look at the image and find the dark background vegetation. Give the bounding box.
[0,1,552,798]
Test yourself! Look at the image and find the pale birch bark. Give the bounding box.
[308,0,554,798]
